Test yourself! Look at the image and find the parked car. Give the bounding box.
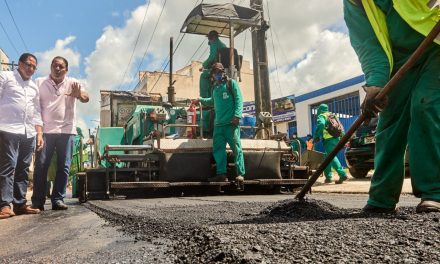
[344,118,409,178]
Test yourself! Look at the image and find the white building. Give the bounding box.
[135,60,255,102]
[0,48,10,71]
[294,75,366,138]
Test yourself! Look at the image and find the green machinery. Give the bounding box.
[76,3,311,202]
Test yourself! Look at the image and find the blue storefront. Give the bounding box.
[294,75,365,167]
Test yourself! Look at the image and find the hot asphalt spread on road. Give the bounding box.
[0,183,438,263]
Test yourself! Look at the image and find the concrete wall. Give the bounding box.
[137,60,255,102]
[99,91,161,127]
[275,122,288,135]
[0,48,10,71]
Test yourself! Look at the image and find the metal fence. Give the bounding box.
[310,91,360,167]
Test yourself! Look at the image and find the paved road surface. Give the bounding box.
[0,192,420,263]
[0,177,421,263]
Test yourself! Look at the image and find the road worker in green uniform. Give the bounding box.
[290,134,306,153]
[344,0,440,213]
[313,104,348,184]
[199,30,227,136]
[199,30,227,98]
[193,63,245,188]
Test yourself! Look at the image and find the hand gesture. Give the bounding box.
[66,82,82,99]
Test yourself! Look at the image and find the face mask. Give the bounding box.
[214,73,223,81]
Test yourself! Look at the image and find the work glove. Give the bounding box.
[361,86,388,125]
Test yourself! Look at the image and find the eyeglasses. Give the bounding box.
[22,61,37,71]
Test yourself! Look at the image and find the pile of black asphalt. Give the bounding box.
[86,197,440,264]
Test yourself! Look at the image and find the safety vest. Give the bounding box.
[320,112,333,140]
[351,0,440,75]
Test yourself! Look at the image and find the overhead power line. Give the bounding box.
[188,0,241,65]
[197,46,209,61]
[0,20,19,57]
[265,0,283,96]
[148,33,187,93]
[272,26,290,66]
[242,29,247,59]
[184,39,206,66]
[117,0,151,90]
[146,0,255,95]
[142,0,202,93]
[128,0,168,90]
[4,0,28,51]
[137,0,247,94]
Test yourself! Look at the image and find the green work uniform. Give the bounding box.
[199,39,227,136]
[344,0,440,208]
[290,138,306,153]
[314,104,347,181]
[200,79,245,176]
[200,39,227,98]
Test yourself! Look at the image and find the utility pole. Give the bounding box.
[168,37,175,104]
[251,0,272,137]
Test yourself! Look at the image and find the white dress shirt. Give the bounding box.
[36,76,81,134]
[0,70,43,138]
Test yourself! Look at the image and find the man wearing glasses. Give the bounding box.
[0,53,44,219]
[31,56,89,211]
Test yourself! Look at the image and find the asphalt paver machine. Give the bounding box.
[77,2,312,202]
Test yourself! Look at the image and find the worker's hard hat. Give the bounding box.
[207,30,219,39]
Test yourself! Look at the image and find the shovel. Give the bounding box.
[296,19,440,200]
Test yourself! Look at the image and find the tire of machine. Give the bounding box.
[348,167,369,179]
[270,185,282,194]
[77,173,87,203]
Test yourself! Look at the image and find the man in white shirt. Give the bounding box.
[31,56,89,211]
[0,53,44,219]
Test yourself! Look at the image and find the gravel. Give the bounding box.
[86,198,440,263]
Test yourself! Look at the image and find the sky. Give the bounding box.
[0,0,363,131]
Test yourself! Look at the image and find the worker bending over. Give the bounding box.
[344,0,440,213]
[199,30,227,98]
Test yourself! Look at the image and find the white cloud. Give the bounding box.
[40,0,363,130]
[35,36,81,77]
[83,2,164,121]
[82,0,203,126]
[270,30,363,98]
[259,0,363,98]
